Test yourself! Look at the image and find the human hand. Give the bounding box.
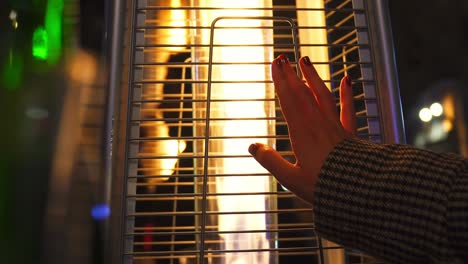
[248,54,356,204]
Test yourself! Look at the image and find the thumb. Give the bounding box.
[340,75,357,136]
[248,143,301,189]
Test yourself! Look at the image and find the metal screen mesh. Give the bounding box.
[116,0,387,263]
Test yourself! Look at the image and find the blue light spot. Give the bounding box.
[91,204,111,220]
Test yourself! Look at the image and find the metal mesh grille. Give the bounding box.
[119,0,383,263]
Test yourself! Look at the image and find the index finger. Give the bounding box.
[272,55,320,129]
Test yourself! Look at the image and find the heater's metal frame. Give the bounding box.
[360,0,406,143]
[103,1,405,263]
[198,16,300,264]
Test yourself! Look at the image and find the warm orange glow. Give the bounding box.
[145,0,340,262]
[67,50,97,85]
[442,119,453,133]
[138,0,189,190]
[297,0,330,85]
[139,121,186,182]
[443,95,455,120]
[193,0,275,263]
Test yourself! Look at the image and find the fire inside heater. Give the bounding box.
[130,0,371,263]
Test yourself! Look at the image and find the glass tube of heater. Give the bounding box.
[190,0,277,263]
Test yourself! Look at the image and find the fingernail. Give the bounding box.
[303,56,312,66]
[345,75,352,86]
[248,143,258,156]
[276,54,289,65]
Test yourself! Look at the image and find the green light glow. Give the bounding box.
[44,0,64,65]
[1,52,23,90]
[32,27,48,60]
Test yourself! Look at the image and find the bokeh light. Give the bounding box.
[430,102,443,117]
[419,107,432,122]
[32,27,48,60]
[91,204,111,220]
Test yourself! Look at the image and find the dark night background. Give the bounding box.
[1,0,468,263]
[389,0,468,143]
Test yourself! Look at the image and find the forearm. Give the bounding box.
[314,138,468,263]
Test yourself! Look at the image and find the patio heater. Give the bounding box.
[104,0,404,263]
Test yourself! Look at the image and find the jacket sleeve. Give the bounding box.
[313,138,468,263]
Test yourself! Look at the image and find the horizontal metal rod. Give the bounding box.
[135,25,368,30]
[128,135,289,141]
[131,251,323,260]
[134,79,273,84]
[127,172,272,179]
[331,63,359,77]
[126,226,315,236]
[128,153,292,160]
[128,115,377,123]
[132,236,317,247]
[135,43,369,48]
[132,79,375,84]
[127,208,313,217]
[132,61,371,66]
[130,95,375,104]
[127,191,298,198]
[136,6,365,12]
[130,116,278,122]
[132,98,277,103]
[133,221,314,229]
[126,245,343,256]
[129,121,289,127]
[131,194,299,201]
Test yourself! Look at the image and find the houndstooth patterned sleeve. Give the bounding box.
[313,138,468,263]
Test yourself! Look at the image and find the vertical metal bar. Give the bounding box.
[105,0,139,263]
[198,16,218,264]
[289,18,301,78]
[100,0,125,264]
[122,0,140,262]
[102,0,125,242]
[363,0,406,144]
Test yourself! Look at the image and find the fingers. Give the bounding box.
[340,75,357,135]
[299,56,338,122]
[272,54,320,130]
[248,143,302,191]
[271,55,303,130]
